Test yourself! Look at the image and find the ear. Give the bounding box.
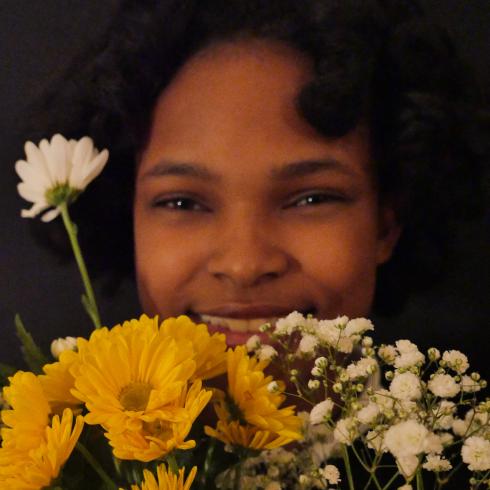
[376,204,402,265]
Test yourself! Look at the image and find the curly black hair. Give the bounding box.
[28,0,489,315]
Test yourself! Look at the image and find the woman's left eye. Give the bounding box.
[287,192,347,208]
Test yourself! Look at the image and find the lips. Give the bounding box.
[200,314,277,333]
[187,305,316,345]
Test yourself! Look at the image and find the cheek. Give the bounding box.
[294,212,380,314]
[133,213,199,315]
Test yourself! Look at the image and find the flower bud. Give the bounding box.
[314,356,328,368]
[267,381,280,393]
[259,322,271,332]
[308,379,320,390]
[333,382,343,393]
[50,336,77,359]
[428,347,441,361]
[362,336,373,347]
[311,366,322,377]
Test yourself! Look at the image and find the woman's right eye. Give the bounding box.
[152,196,208,212]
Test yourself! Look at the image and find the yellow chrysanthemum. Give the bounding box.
[205,346,302,450]
[160,316,227,380]
[1,371,50,451]
[71,315,198,432]
[39,349,82,414]
[122,464,197,490]
[107,379,211,461]
[0,371,83,489]
[70,315,212,461]
[0,409,84,489]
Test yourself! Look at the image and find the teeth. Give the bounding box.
[200,315,278,333]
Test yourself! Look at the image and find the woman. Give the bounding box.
[20,1,489,362]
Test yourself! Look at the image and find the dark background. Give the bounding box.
[0,1,489,378]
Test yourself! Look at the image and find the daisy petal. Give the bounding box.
[81,149,109,187]
[17,182,46,202]
[24,141,54,187]
[21,202,50,218]
[41,207,61,222]
[50,134,71,183]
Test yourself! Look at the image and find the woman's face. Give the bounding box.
[134,40,399,345]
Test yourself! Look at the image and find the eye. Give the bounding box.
[287,191,348,208]
[152,195,209,212]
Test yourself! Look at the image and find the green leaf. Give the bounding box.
[14,314,50,373]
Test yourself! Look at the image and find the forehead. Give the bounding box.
[140,39,371,177]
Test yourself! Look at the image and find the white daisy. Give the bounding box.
[16,134,108,222]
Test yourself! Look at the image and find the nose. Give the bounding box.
[206,214,290,288]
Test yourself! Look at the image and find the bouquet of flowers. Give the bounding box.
[2,135,489,490]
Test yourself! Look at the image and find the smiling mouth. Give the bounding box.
[199,315,277,333]
[187,307,316,334]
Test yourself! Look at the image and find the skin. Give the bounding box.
[133,40,400,343]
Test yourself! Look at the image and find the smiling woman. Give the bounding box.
[133,40,399,345]
[4,0,489,374]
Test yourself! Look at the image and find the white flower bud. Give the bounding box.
[246,334,261,352]
[308,379,320,390]
[311,366,322,377]
[299,474,311,485]
[314,356,328,368]
[428,347,441,361]
[257,345,278,362]
[50,336,77,359]
[267,381,280,393]
[362,336,373,347]
[259,322,272,332]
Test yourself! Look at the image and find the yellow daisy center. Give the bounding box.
[119,382,152,411]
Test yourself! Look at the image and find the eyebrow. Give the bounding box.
[140,158,358,182]
[140,161,220,182]
[270,159,359,180]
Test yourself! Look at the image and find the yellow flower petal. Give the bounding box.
[160,316,227,380]
[205,346,302,450]
[122,464,197,490]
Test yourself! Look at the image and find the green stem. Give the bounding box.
[416,468,425,490]
[233,462,242,490]
[76,442,117,490]
[60,203,101,329]
[166,453,179,475]
[381,471,400,490]
[342,446,356,490]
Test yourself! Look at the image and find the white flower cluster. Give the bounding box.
[258,313,490,489]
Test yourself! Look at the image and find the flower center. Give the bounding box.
[45,184,81,207]
[225,393,246,425]
[119,382,152,411]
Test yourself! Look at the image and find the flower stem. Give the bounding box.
[76,442,117,490]
[416,468,425,490]
[233,462,242,490]
[166,453,179,475]
[60,202,101,329]
[342,446,356,490]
